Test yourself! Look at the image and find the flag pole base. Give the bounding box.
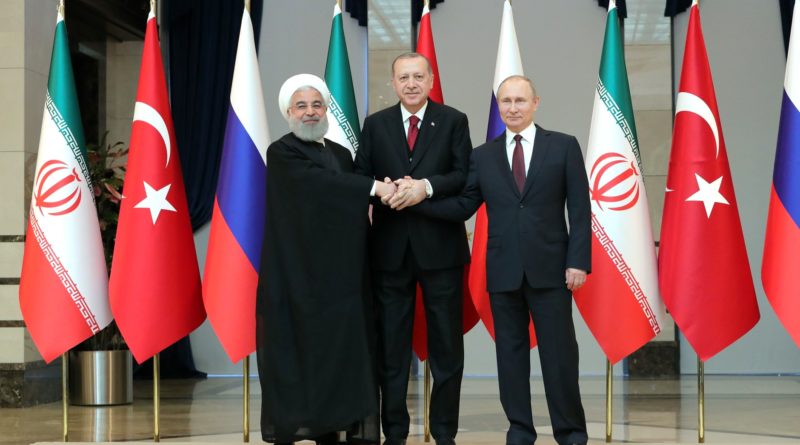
[605,359,612,442]
[244,356,250,443]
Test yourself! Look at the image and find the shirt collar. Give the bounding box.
[401,101,428,123]
[506,123,536,146]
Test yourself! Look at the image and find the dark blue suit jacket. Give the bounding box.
[414,125,591,293]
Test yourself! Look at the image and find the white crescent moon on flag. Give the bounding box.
[675,92,720,158]
[133,101,171,167]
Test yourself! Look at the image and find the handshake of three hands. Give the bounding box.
[374,177,428,211]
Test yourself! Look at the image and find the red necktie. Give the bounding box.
[407,115,420,152]
[512,134,526,193]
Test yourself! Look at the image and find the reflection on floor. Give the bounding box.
[2,376,799,444]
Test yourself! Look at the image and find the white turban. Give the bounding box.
[278,73,331,121]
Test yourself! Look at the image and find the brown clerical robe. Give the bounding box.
[256,133,378,444]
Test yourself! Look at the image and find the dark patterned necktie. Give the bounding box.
[512,134,526,193]
[407,115,420,152]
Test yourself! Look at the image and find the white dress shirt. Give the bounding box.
[401,101,428,136]
[505,123,537,176]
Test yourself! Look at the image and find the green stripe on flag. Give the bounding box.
[48,20,86,160]
[598,7,641,168]
[46,19,92,194]
[325,9,360,150]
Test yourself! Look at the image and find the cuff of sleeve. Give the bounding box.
[370,181,377,197]
[423,178,433,198]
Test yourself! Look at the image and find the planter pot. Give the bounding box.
[69,350,133,406]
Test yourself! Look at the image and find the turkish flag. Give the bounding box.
[109,11,205,364]
[658,3,759,362]
[410,3,479,360]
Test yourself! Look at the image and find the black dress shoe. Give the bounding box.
[382,440,406,445]
[435,439,456,445]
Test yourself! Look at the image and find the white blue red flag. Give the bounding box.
[762,1,800,348]
[470,0,536,347]
[203,9,270,362]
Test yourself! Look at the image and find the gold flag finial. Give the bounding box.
[58,0,64,17]
[245,0,251,13]
[337,0,342,9]
[150,0,156,15]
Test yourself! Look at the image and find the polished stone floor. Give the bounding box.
[2,375,799,444]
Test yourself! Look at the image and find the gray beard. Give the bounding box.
[289,115,329,142]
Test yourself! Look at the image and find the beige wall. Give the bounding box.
[0,0,58,368]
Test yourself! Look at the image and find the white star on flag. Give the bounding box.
[685,173,729,218]
[134,181,176,224]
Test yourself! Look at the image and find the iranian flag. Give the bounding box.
[573,0,666,364]
[19,11,112,363]
[324,1,360,157]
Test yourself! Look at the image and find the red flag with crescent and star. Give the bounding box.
[658,1,759,362]
[109,10,205,364]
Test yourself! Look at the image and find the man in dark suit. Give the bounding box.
[395,75,590,445]
[354,53,472,445]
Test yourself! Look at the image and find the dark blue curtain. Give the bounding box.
[781,0,795,56]
[597,0,627,19]
[663,0,693,17]
[132,0,263,379]
[165,0,263,232]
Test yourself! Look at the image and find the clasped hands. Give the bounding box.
[373,176,426,210]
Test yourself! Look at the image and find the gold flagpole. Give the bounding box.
[605,359,612,442]
[57,1,70,440]
[424,360,431,442]
[698,356,705,443]
[337,0,342,9]
[62,352,69,442]
[154,353,160,442]
[151,2,159,441]
[245,0,251,13]
[243,356,250,442]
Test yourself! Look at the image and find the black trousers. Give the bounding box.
[374,246,464,442]
[490,280,587,445]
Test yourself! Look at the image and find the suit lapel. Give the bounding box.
[409,101,441,172]
[521,125,550,198]
[385,104,409,167]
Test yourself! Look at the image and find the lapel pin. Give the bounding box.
[431,122,436,127]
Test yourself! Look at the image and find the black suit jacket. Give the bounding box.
[415,125,591,292]
[354,101,472,271]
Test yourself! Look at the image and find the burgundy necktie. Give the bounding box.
[512,134,526,193]
[407,115,420,152]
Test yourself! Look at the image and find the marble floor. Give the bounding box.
[2,375,799,444]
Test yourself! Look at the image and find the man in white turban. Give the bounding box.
[257,74,393,445]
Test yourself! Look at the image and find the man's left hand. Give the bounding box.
[565,268,587,291]
[389,177,427,210]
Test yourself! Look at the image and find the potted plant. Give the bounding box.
[69,135,133,406]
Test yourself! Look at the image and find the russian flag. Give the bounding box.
[203,9,270,362]
[469,0,535,347]
[763,1,800,348]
